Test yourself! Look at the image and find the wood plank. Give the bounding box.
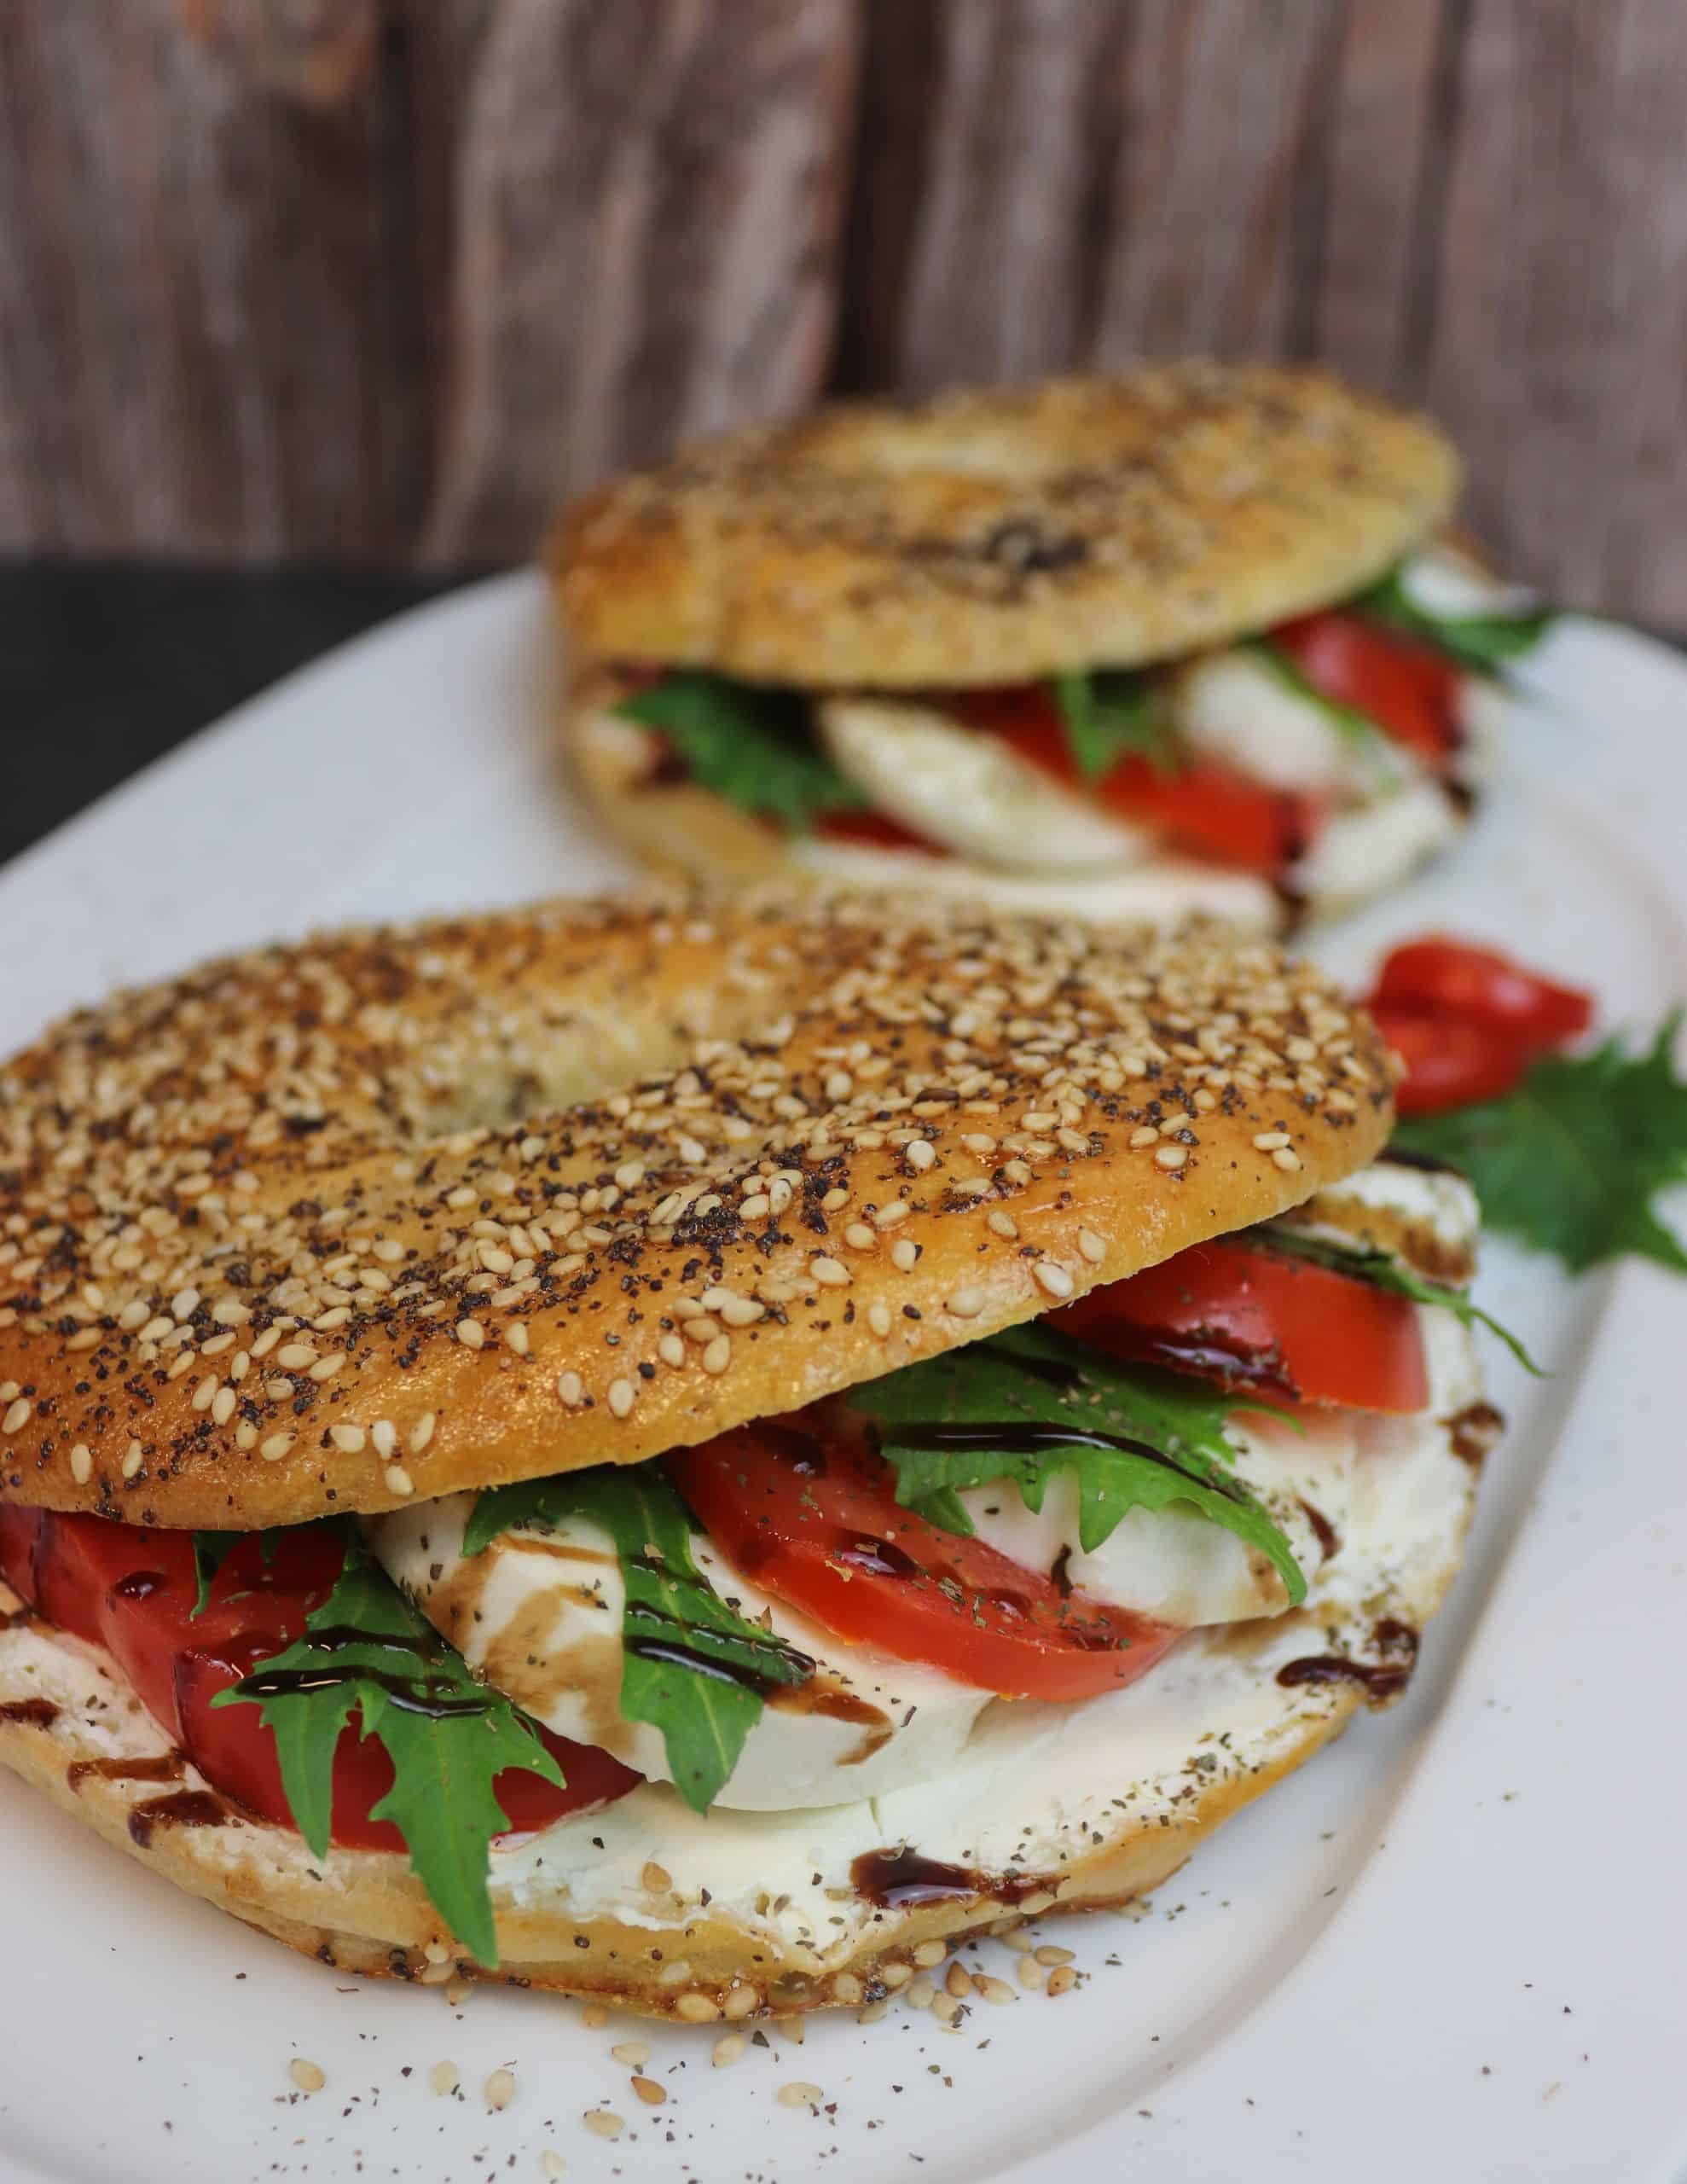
[0,0,412,561]
[416,0,858,565]
[1423,0,1687,617]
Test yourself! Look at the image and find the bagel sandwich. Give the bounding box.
[554,363,1551,931]
[0,892,1512,2022]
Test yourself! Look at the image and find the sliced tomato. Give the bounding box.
[669,1420,1179,1702]
[1094,755,1318,874]
[0,1509,636,1845]
[1369,938,1592,1053]
[814,807,944,856]
[1272,611,1463,769]
[1055,1239,1429,1414]
[1365,1002,1529,1116]
[954,684,1316,874]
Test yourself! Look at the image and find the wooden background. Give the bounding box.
[1,0,1683,619]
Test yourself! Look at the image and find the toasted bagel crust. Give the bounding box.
[552,365,1460,688]
[0,894,1393,1529]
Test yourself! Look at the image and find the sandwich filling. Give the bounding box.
[0,1153,1510,1965]
[599,544,1549,926]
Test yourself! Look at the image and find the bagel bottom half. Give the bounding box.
[0,1384,1476,2020]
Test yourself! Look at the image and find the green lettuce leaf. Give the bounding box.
[466,1467,810,1813]
[1254,1225,1542,1374]
[190,1532,241,1617]
[213,1531,563,1964]
[851,1325,1305,1605]
[1394,1014,1687,1274]
[616,671,861,834]
[1049,668,1177,776]
[1352,565,1555,676]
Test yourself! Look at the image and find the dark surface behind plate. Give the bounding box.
[0,565,470,868]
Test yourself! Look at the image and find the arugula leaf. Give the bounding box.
[214,1531,562,1964]
[1049,668,1177,777]
[1353,565,1555,677]
[1254,1225,1542,1375]
[1394,1014,1687,1275]
[190,1532,241,1617]
[1249,639,1379,747]
[616,671,862,834]
[467,1467,811,1813]
[852,1325,1306,1606]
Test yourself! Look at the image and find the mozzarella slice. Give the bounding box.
[367,1493,991,1813]
[1287,776,1462,915]
[786,835,1282,933]
[1398,542,1540,622]
[1168,647,1407,798]
[815,694,1150,874]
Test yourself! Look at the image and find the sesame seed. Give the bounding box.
[1253,1130,1290,1150]
[778,2082,822,2111]
[907,1975,936,2009]
[69,1443,92,1484]
[1077,1228,1106,1263]
[947,1286,985,1317]
[872,1201,909,1228]
[3,1397,31,1433]
[674,1992,719,2023]
[540,2154,565,2180]
[913,1939,947,1968]
[718,1294,763,1327]
[658,1959,694,1986]
[507,1323,530,1356]
[630,2077,665,2107]
[1130,1125,1160,1148]
[455,1318,485,1349]
[1154,1143,1187,1170]
[944,1960,972,2000]
[258,1432,293,1462]
[582,2110,624,2140]
[890,1239,919,1274]
[275,1343,316,1370]
[1033,1260,1074,1298]
[369,1418,397,1459]
[191,1376,217,1412]
[844,1223,876,1251]
[713,2035,746,2068]
[986,1209,1018,1240]
[906,1139,935,1172]
[329,1424,367,1453]
[931,1992,961,2026]
[640,1862,671,1892]
[867,1302,892,1338]
[1017,1955,1047,1991]
[607,1378,635,1417]
[212,1388,237,1426]
[429,2060,458,2095]
[1035,1943,1075,1965]
[556,1372,583,1408]
[309,1352,345,1381]
[810,1256,849,1287]
[1272,1146,1302,1172]
[409,1411,437,1454]
[384,1464,415,1496]
[1046,1964,1078,1997]
[289,2059,325,2094]
[722,1984,760,2019]
[484,2067,517,2111]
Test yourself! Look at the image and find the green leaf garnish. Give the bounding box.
[852,1324,1306,1606]
[1249,639,1380,747]
[214,1530,563,1964]
[616,671,862,834]
[1353,565,1555,677]
[1049,668,1177,777]
[466,1467,811,1813]
[190,1532,241,1617]
[1253,1225,1542,1375]
[1394,1013,1687,1275]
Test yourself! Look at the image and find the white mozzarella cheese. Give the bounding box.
[367,1493,991,1813]
[1290,1155,1481,1270]
[1169,647,1406,796]
[1287,776,1461,915]
[1398,543,1539,622]
[786,835,1282,933]
[816,694,1150,874]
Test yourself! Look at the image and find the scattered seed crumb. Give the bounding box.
[539,2153,565,2179]
[288,2059,325,2095]
[429,2060,459,2097]
[712,2035,746,2069]
[485,2066,516,2111]
[1046,1965,1078,1998]
[778,2081,823,2111]
[630,2076,666,2107]
[582,2109,624,2140]
[580,2002,609,2030]
[610,2041,650,2068]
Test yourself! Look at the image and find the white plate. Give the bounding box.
[1,575,1684,2184]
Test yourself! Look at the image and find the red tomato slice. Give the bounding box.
[1272,611,1463,769]
[814,808,945,856]
[1094,755,1319,874]
[669,1420,1180,1702]
[955,685,1317,875]
[0,1510,637,1845]
[1366,1002,1530,1117]
[1054,1239,1429,1414]
[1368,937,1592,1053]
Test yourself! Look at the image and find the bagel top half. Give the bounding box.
[0,892,1394,1531]
[553,363,1460,689]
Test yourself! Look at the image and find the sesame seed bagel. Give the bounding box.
[0,892,1393,1531]
[552,364,1460,689]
